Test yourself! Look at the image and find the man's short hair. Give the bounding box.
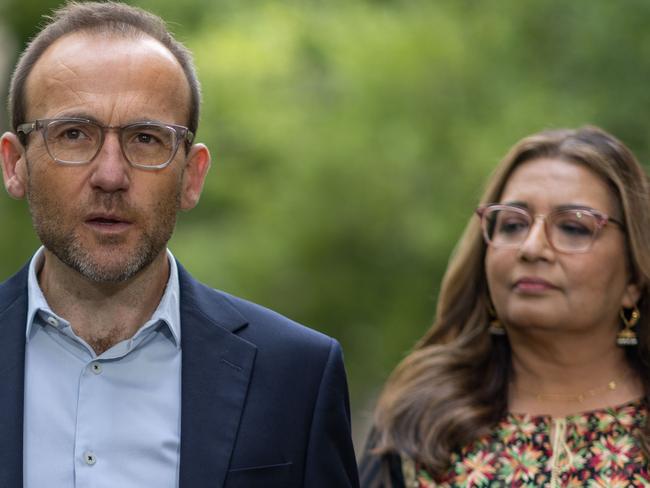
[9,1,201,144]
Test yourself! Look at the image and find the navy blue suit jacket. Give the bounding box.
[0,261,359,487]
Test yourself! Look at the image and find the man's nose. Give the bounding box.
[88,132,130,192]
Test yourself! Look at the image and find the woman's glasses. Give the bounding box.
[476,204,624,254]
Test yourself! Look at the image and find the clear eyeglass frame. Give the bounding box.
[16,117,195,170]
[475,203,625,254]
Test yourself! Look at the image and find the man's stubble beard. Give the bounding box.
[25,164,182,283]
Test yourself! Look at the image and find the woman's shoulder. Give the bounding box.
[359,427,407,488]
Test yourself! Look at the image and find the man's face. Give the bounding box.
[13,32,205,282]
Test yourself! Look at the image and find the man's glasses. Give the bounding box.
[476,204,624,254]
[17,118,195,170]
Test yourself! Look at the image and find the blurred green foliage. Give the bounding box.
[2,0,650,443]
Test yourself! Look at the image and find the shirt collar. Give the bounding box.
[25,246,181,348]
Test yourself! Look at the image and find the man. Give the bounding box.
[0,2,358,487]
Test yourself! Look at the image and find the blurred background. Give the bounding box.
[2,0,650,452]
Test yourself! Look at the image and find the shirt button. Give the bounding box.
[90,362,102,375]
[46,316,59,327]
[84,451,97,465]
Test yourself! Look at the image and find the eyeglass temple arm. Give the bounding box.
[16,122,37,136]
[608,216,625,229]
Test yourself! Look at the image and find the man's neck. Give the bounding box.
[37,249,170,355]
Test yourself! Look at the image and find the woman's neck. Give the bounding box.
[507,328,643,417]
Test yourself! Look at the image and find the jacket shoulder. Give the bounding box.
[220,289,333,347]
[177,263,335,353]
[0,264,29,314]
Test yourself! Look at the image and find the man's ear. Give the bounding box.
[180,143,211,210]
[0,132,28,199]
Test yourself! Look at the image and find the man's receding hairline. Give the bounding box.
[10,1,201,139]
[52,28,185,67]
[23,29,192,122]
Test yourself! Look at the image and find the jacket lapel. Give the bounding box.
[0,267,28,487]
[178,265,256,488]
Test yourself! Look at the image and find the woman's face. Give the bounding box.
[485,157,639,334]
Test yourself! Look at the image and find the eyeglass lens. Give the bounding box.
[484,208,599,252]
[44,120,177,166]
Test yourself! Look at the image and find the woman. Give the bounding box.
[360,126,650,487]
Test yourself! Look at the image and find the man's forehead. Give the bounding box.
[42,30,177,66]
[24,31,191,123]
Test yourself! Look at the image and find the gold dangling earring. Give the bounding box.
[489,317,506,336]
[617,305,640,346]
[488,303,506,336]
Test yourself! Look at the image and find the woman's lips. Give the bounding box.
[513,277,557,293]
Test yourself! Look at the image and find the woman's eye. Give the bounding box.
[497,219,528,234]
[557,221,591,236]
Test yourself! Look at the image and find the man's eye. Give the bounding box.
[134,132,163,145]
[64,128,83,139]
[52,126,90,141]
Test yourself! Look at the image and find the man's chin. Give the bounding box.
[49,244,164,284]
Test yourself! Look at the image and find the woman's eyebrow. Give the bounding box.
[499,200,528,209]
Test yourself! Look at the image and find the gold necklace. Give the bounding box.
[514,380,617,403]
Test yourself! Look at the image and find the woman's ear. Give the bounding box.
[621,282,641,309]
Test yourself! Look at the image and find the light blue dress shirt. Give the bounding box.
[23,247,182,488]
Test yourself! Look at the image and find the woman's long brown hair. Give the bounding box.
[372,126,650,477]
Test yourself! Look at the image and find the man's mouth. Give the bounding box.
[88,217,125,225]
[85,213,133,231]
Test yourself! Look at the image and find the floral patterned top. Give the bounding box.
[408,400,650,487]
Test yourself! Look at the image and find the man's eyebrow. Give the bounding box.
[49,114,168,126]
[54,112,101,124]
[129,118,167,124]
